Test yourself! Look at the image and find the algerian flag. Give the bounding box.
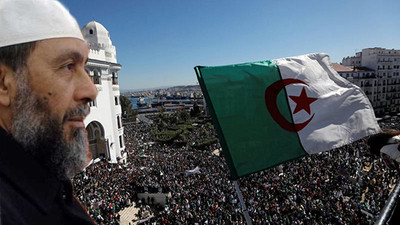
[195,53,380,179]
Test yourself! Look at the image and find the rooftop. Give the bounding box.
[332,63,374,72]
[332,63,353,72]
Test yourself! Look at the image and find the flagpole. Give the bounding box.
[233,180,253,225]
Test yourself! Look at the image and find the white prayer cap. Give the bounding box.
[0,0,84,48]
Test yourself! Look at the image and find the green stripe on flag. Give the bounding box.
[195,61,307,179]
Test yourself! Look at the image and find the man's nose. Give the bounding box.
[74,68,98,104]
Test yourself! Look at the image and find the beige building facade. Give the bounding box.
[335,47,400,116]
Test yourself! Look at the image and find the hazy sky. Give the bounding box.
[60,0,400,91]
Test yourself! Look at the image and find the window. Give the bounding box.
[89,29,93,35]
[93,70,101,84]
[112,72,118,85]
[89,99,97,107]
[119,135,124,148]
[117,115,121,129]
[115,96,119,105]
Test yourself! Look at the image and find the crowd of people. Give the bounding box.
[73,114,400,225]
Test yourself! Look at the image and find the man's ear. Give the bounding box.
[0,63,15,107]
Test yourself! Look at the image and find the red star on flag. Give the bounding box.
[289,87,318,115]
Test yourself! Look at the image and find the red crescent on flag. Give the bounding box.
[265,78,314,132]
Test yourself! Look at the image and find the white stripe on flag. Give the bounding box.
[274,53,381,154]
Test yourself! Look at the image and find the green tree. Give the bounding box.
[190,102,201,117]
[177,110,190,122]
[157,106,166,113]
[120,95,136,119]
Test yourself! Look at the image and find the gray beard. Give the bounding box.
[10,72,90,180]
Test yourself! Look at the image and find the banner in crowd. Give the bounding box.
[195,53,381,179]
[185,166,201,176]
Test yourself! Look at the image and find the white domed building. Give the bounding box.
[82,21,125,163]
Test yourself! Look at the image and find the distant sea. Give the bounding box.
[129,97,191,110]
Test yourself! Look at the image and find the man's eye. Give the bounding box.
[66,63,75,70]
[61,62,75,71]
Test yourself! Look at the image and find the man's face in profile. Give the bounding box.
[10,38,97,180]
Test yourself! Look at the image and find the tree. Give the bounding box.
[190,102,201,117]
[120,95,136,119]
[157,106,166,113]
[177,110,190,122]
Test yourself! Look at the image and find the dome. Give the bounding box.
[81,21,113,47]
[81,21,117,63]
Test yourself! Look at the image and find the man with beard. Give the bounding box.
[0,0,98,224]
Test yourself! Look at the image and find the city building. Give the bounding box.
[82,21,125,163]
[335,47,400,116]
